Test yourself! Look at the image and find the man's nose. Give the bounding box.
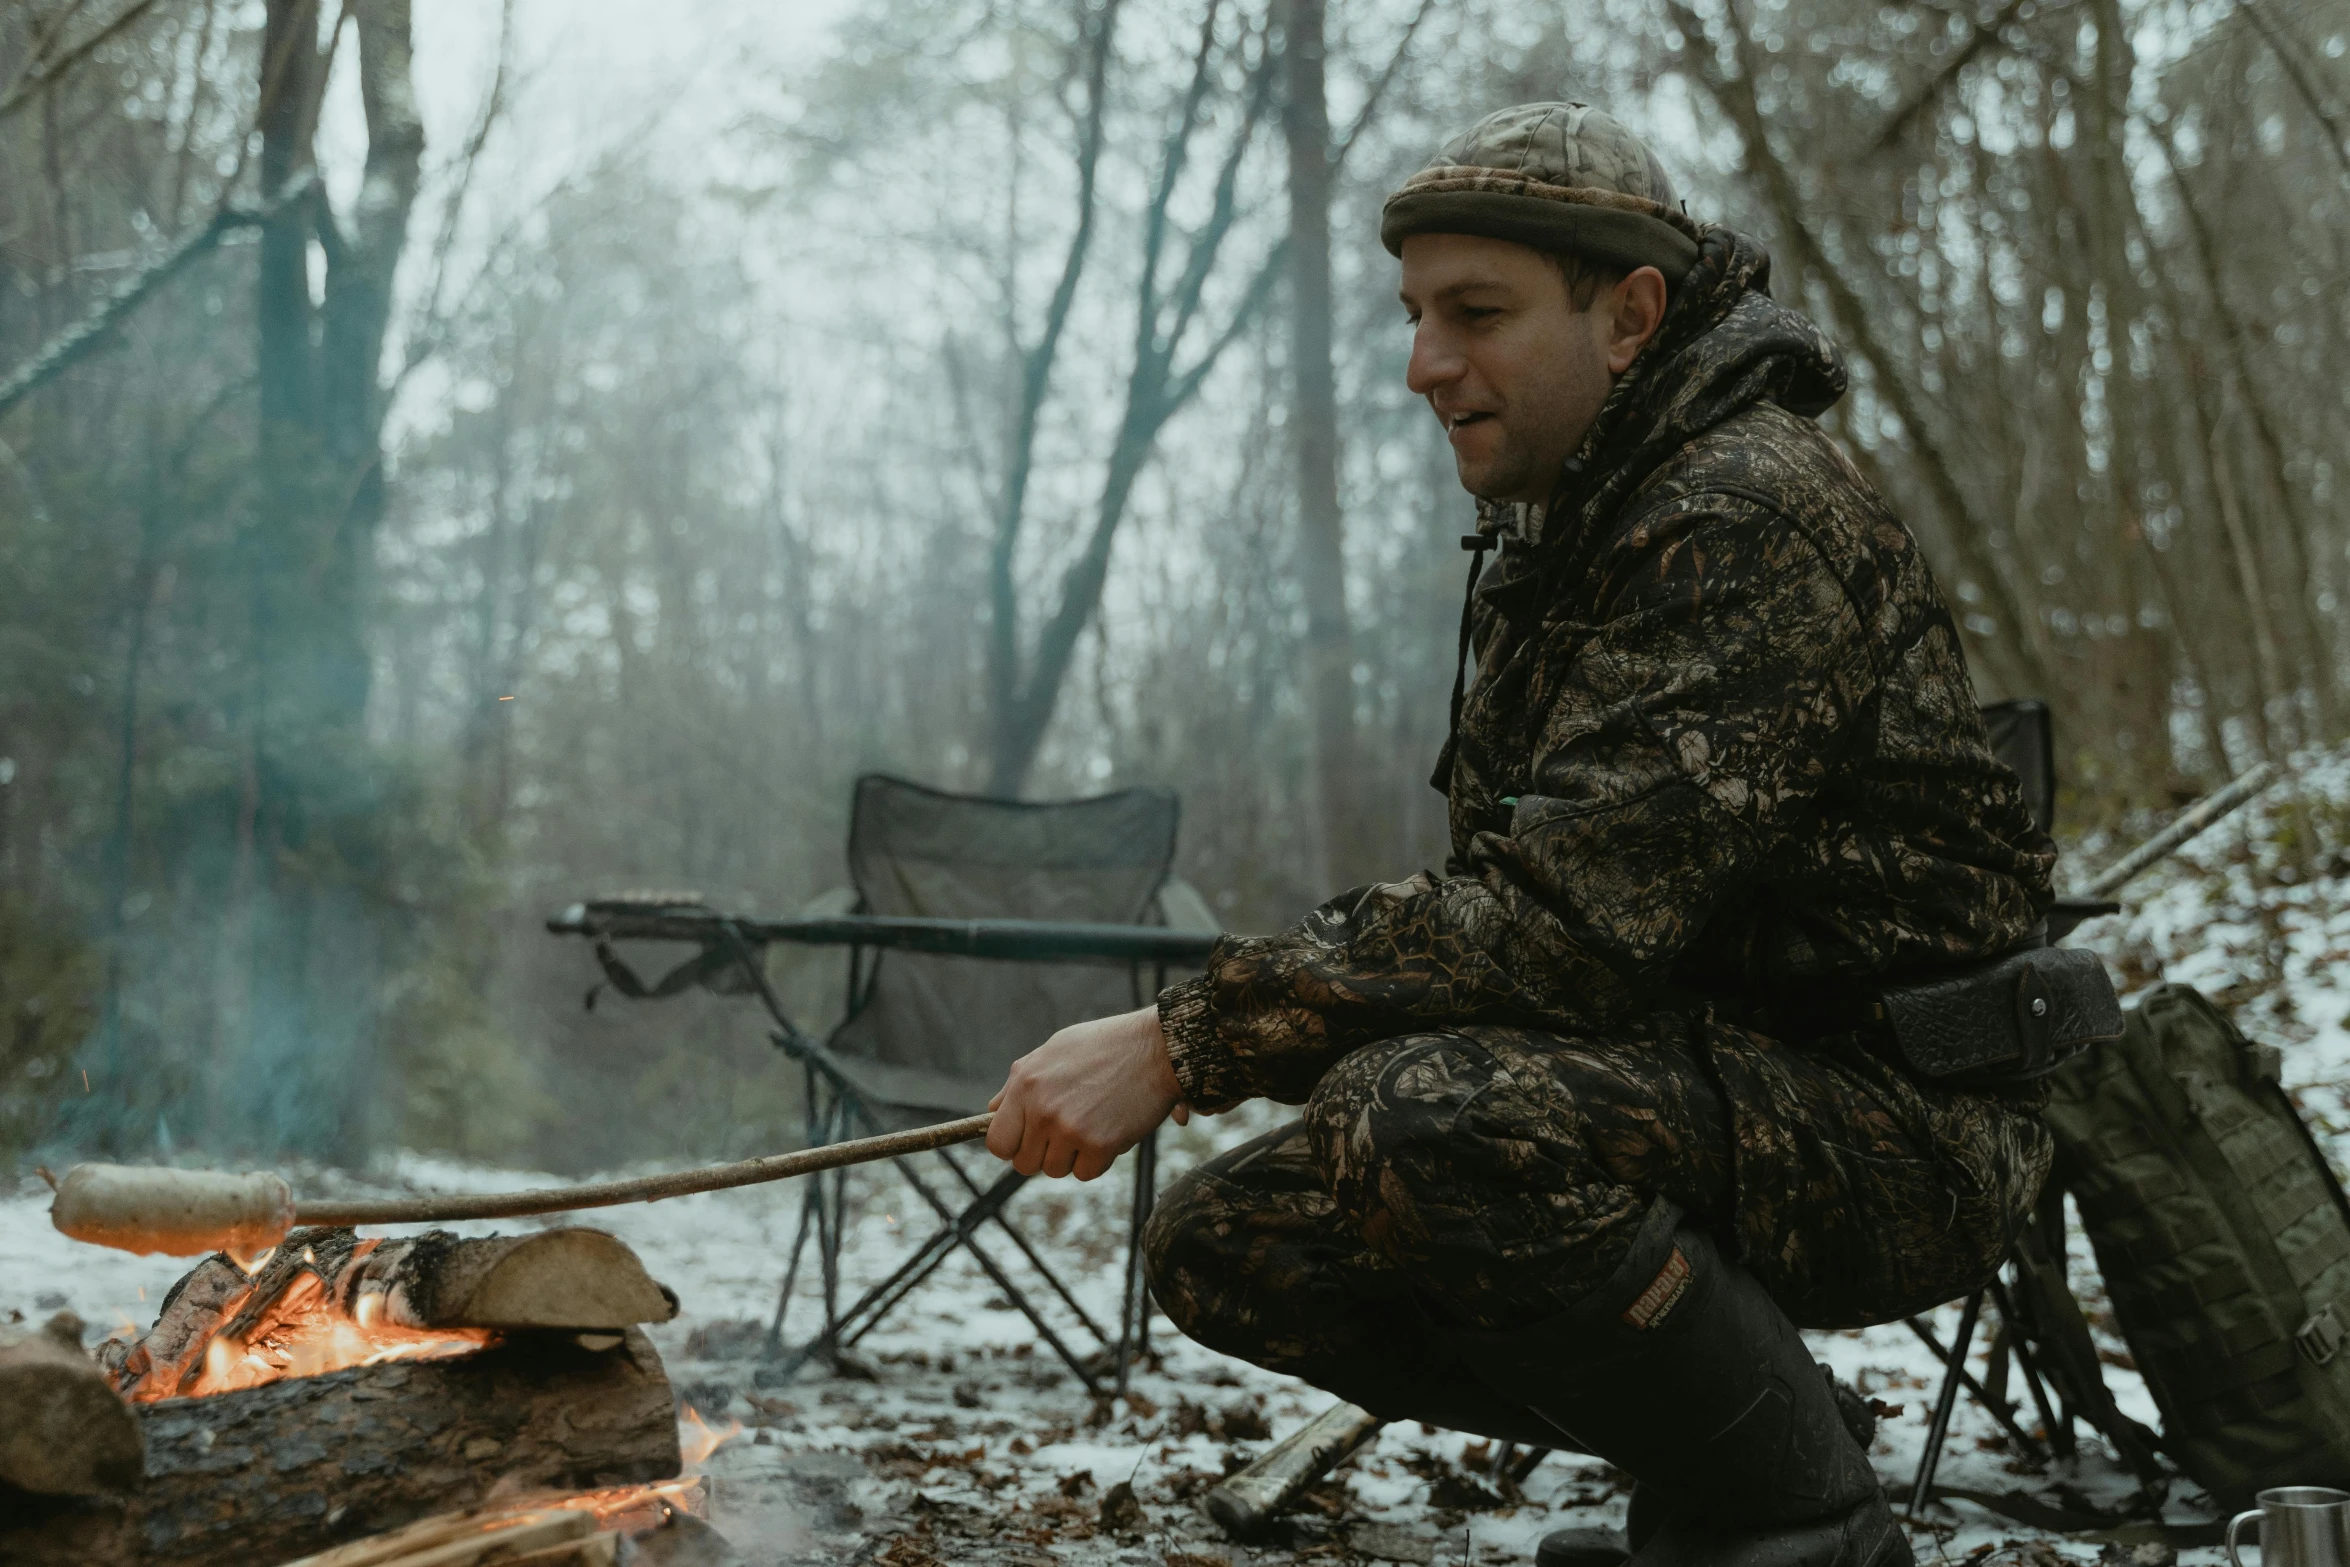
[1405,322,1462,398]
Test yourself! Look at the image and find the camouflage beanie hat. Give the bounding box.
[1381,102,1702,284]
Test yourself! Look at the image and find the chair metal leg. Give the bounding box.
[762,1061,820,1357]
[1115,1125,1160,1394]
[768,1165,1025,1382]
[817,1101,847,1348]
[1990,1276,2066,1459]
[763,1033,1162,1397]
[926,1142,1111,1347]
[836,1092,1125,1365]
[856,1152,1109,1396]
[1909,1286,1985,1512]
[1902,1297,2046,1459]
[774,1162,1110,1394]
[764,1166,823,1359]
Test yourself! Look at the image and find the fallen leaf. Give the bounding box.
[1099,1479,1147,1535]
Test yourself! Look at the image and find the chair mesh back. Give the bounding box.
[1981,697,2057,835]
[830,774,1180,1106]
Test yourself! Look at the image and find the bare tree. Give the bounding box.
[985,0,1285,794]
[1278,0,1359,887]
[226,0,426,1152]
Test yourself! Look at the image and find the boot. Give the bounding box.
[1539,1373,1885,1566]
[1446,1201,1911,1567]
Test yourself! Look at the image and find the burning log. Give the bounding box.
[3,1327,680,1567]
[4,1226,687,1567]
[0,1312,143,1499]
[104,1226,676,1402]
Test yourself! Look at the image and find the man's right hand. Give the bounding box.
[987,1005,1190,1180]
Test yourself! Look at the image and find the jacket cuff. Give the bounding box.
[1157,974,1242,1112]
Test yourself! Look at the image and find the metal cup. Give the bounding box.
[2228,1487,2350,1567]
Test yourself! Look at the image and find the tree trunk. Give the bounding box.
[1280,0,1361,890]
[2,1329,678,1567]
[227,0,425,1158]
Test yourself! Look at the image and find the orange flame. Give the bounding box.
[678,1403,744,1469]
[564,1477,710,1531]
[131,1256,493,1404]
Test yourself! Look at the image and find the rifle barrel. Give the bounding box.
[546,907,1220,967]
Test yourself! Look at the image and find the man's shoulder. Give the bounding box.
[1631,401,1891,539]
[1602,401,1943,644]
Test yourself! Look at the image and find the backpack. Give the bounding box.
[2042,982,2350,1507]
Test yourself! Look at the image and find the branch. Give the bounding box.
[394,0,515,386]
[988,0,1121,737]
[2237,0,2350,180]
[1164,236,1286,412]
[0,171,319,419]
[1138,0,1226,326]
[1662,0,2052,696]
[0,0,166,122]
[1332,0,1437,174]
[1158,17,1277,363]
[1869,0,2032,153]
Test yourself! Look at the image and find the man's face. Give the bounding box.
[1399,233,1666,506]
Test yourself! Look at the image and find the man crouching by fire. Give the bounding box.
[985,102,2063,1567]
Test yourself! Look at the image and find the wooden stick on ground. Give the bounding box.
[1206,1401,1385,1540]
[277,1509,594,1567]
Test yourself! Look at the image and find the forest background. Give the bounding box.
[2,0,2345,1172]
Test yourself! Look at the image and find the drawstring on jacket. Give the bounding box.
[1445,531,1494,757]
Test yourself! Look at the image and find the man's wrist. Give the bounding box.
[1136,1004,1181,1105]
[1156,975,1231,1110]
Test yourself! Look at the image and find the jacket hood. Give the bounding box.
[1480,227,1848,556]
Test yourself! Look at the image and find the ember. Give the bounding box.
[151,1246,490,1402]
[563,1476,711,1533]
[110,1234,493,1403]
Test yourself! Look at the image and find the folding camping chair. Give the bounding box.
[548,773,1219,1397]
[760,774,1216,1393]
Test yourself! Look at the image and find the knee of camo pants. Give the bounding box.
[1141,1160,1224,1348]
[1302,1029,1670,1330]
[1139,1122,1339,1364]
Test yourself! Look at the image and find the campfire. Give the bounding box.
[2,1224,728,1567]
[106,1231,498,1404]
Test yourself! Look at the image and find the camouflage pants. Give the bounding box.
[1142,1019,2050,1441]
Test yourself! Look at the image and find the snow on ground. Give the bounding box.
[12,755,2350,1564]
[0,1114,2208,1566]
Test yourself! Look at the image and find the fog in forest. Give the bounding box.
[3,0,2345,1173]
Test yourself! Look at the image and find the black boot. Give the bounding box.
[1446,1201,1911,1567]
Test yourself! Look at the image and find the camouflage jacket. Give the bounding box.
[1159,228,2056,1113]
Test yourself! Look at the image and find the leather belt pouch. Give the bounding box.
[1880,946,2123,1082]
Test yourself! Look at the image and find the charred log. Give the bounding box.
[352,1227,681,1331]
[3,1327,679,1567]
[103,1226,677,1401]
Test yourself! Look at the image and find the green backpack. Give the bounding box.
[2042,982,2350,1507]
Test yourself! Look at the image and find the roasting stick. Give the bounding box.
[49,1112,995,1257]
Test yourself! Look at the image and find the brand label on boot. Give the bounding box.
[1621,1246,1692,1330]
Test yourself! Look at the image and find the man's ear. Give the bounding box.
[1604,267,1670,374]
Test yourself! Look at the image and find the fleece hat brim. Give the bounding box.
[1381,105,1702,284]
